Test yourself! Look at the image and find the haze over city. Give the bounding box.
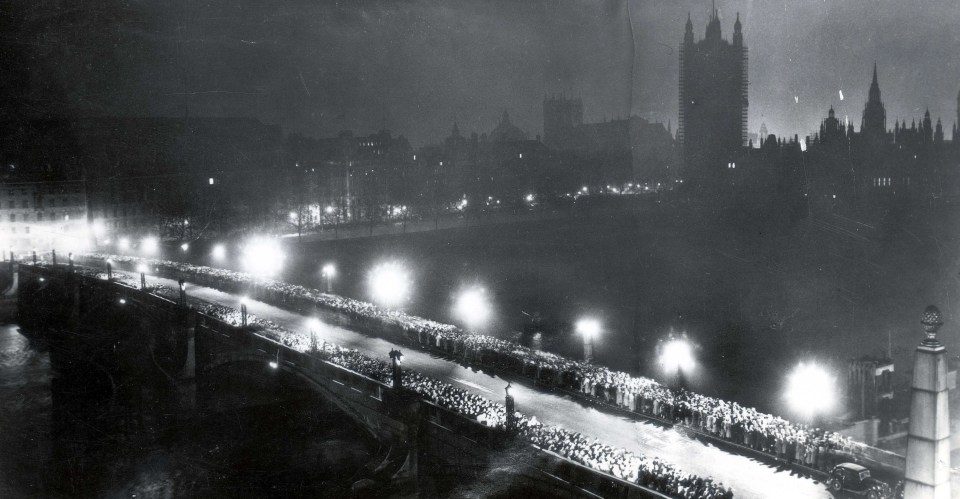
[4,0,960,145]
[2,0,960,498]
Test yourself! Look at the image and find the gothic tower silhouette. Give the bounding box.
[678,5,748,186]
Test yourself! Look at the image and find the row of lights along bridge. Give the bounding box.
[47,232,840,424]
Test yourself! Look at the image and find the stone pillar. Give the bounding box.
[904,305,951,499]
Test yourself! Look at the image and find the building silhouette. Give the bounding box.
[678,7,748,187]
[861,64,887,142]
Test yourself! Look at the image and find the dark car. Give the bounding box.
[828,463,892,499]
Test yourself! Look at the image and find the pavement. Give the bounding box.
[136,271,833,499]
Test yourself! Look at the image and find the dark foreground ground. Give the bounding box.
[0,323,373,499]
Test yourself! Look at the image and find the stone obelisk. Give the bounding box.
[904,305,951,499]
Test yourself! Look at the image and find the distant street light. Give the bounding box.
[181,242,189,252]
[576,318,601,363]
[241,237,285,277]
[307,318,322,352]
[659,334,696,390]
[141,236,159,255]
[369,262,411,308]
[211,243,227,261]
[118,237,130,252]
[455,287,491,330]
[785,361,836,422]
[321,263,336,293]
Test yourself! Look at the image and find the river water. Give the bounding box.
[0,319,374,498]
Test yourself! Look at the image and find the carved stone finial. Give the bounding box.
[921,305,944,345]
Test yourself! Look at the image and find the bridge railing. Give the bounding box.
[24,263,713,498]
[193,309,392,407]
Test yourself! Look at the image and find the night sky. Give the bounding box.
[5,0,960,146]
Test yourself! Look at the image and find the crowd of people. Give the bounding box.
[77,253,861,476]
[163,288,733,499]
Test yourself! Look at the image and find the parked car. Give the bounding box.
[828,463,893,498]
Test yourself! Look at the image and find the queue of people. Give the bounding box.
[80,253,860,478]
[181,294,732,499]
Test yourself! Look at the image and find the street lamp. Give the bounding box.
[785,361,836,423]
[321,263,336,293]
[505,382,516,432]
[241,237,285,278]
[389,348,404,388]
[659,334,696,390]
[369,262,411,308]
[240,296,249,327]
[576,318,601,363]
[136,262,148,289]
[455,287,491,330]
[211,243,226,261]
[307,318,322,352]
[141,236,159,255]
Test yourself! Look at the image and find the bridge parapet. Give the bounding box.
[19,263,691,499]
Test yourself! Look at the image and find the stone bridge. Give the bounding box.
[16,263,670,499]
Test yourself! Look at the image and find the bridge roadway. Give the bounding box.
[132,271,831,499]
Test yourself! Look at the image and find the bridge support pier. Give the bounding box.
[174,322,197,419]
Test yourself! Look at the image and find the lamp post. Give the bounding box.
[106,261,113,281]
[52,250,57,266]
[369,262,411,309]
[659,334,696,391]
[240,301,248,328]
[576,318,601,363]
[389,348,404,389]
[178,279,186,306]
[505,382,516,433]
[321,264,336,293]
[455,287,491,332]
[68,252,73,271]
[307,318,321,353]
[137,263,148,290]
[784,361,836,426]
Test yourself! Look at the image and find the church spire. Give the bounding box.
[862,62,887,140]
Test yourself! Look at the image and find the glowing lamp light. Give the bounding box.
[119,298,127,305]
[455,287,492,328]
[211,243,226,261]
[239,296,250,307]
[785,362,836,418]
[307,318,322,331]
[118,237,130,251]
[322,264,336,277]
[268,361,278,369]
[241,237,285,277]
[368,262,411,308]
[136,263,149,274]
[181,243,189,252]
[576,318,601,340]
[141,236,159,255]
[91,220,106,237]
[660,338,695,374]
[325,205,334,215]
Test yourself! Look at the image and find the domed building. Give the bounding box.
[487,110,528,143]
